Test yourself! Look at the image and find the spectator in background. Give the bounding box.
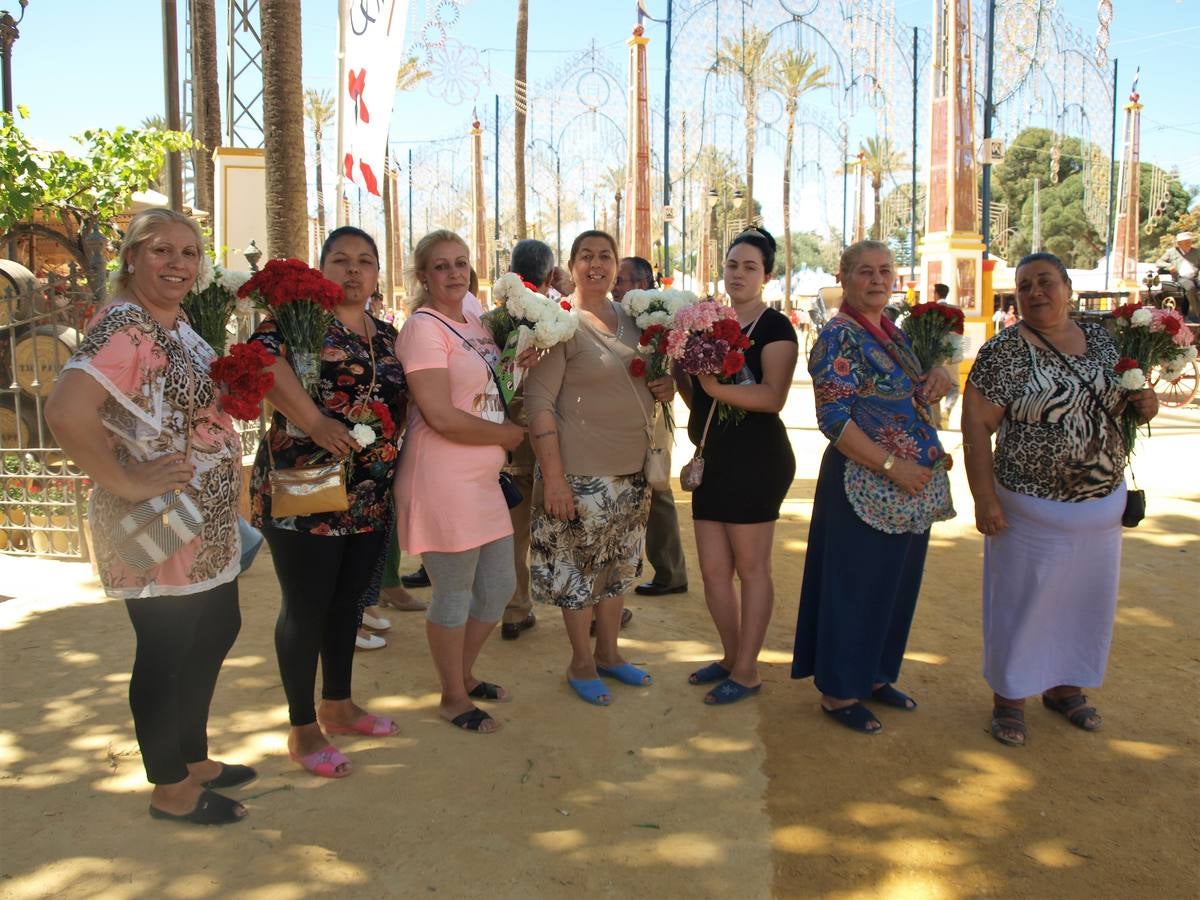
[1155,231,1198,320]
[500,239,558,642]
[932,283,961,428]
[613,256,689,600]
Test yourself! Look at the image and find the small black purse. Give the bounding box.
[498,471,523,509]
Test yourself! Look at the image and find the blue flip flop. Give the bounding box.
[596,662,653,686]
[704,678,762,705]
[568,677,612,706]
[688,662,731,685]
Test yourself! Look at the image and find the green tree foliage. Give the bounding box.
[0,113,196,245]
[994,127,1194,268]
[774,231,827,276]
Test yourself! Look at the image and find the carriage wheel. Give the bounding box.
[1151,359,1199,408]
[803,327,817,358]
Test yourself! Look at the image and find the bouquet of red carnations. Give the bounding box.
[210,341,275,421]
[236,258,343,397]
[900,302,965,371]
[663,300,752,423]
[1109,302,1196,451]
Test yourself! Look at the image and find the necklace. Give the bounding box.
[608,301,624,342]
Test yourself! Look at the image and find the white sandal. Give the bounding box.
[355,632,386,651]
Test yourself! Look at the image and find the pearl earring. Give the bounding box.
[127,264,135,273]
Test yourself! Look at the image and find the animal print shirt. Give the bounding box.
[64,303,242,598]
[968,322,1127,502]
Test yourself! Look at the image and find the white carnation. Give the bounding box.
[193,254,215,293]
[1184,345,1198,361]
[1119,368,1146,390]
[1130,308,1153,328]
[218,268,251,293]
[492,272,526,306]
[350,423,377,448]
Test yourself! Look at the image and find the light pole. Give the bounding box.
[614,190,622,248]
[528,138,562,261]
[0,0,27,115]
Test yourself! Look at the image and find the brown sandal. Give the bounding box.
[990,704,1026,747]
[1042,692,1102,731]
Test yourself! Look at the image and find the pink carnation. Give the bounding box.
[665,327,690,359]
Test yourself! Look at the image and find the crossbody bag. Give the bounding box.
[579,308,670,490]
[679,310,766,492]
[1020,322,1144,527]
[413,310,523,508]
[114,328,206,568]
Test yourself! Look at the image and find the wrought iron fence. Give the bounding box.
[1,264,97,559]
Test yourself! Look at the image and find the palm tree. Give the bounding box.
[860,136,908,241]
[191,0,221,214]
[304,90,334,243]
[713,26,774,216]
[260,0,307,258]
[770,49,830,311]
[513,0,529,239]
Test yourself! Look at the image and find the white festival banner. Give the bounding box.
[340,0,410,196]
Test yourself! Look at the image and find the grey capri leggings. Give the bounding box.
[422,536,517,628]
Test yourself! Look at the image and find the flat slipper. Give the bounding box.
[872,684,918,710]
[704,678,762,705]
[321,714,397,737]
[596,662,652,686]
[201,763,257,790]
[449,708,496,732]
[822,702,882,734]
[148,789,245,826]
[688,662,731,685]
[290,745,352,778]
[567,676,611,706]
[467,681,510,702]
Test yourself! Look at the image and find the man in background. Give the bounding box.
[932,282,961,428]
[1156,231,1199,320]
[613,256,689,598]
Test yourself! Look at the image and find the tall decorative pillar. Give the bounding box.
[470,119,490,294]
[920,0,987,365]
[623,24,652,261]
[853,151,868,242]
[1110,86,1143,292]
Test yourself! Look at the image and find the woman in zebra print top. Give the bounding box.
[963,252,1159,749]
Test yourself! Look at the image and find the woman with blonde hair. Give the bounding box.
[47,207,250,825]
[394,229,525,733]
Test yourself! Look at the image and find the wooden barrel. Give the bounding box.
[0,398,39,449]
[0,260,39,328]
[13,325,81,397]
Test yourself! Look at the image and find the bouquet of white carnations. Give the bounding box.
[482,272,578,402]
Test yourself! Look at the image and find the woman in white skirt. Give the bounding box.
[962,253,1159,747]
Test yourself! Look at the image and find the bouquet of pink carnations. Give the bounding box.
[663,300,752,424]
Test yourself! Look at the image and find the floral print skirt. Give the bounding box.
[530,471,652,610]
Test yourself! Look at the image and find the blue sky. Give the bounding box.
[10,0,1199,240]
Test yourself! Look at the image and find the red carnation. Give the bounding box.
[1114,357,1140,374]
[722,350,745,378]
[1162,315,1182,336]
[629,357,647,378]
[560,300,572,311]
[640,324,665,346]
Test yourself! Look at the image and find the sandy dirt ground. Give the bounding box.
[0,378,1196,899]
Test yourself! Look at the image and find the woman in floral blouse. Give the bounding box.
[791,241,954,734]
[249,226,406,778]
[48,208,250,825]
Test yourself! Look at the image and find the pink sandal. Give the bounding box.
[290,745,352,778]
[321,714,398,737]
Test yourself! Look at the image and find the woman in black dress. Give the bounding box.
[678,228,798,704]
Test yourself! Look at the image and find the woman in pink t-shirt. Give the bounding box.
[395,230,525,734]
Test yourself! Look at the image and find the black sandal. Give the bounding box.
[821,702,882,734]
[148,789,246,826]
[467,681,508,702]
[449,708,496,732]
[201,763,257,790]
[990,704,1027,747]
[1042,692,1102,731]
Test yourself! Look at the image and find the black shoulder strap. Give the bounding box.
[1019,321,1135,471]
[413,309,510,415]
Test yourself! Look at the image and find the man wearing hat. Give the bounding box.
[1156,232,1199,320]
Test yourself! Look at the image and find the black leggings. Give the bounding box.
[125,580,241,785]
[263,525,387,726]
